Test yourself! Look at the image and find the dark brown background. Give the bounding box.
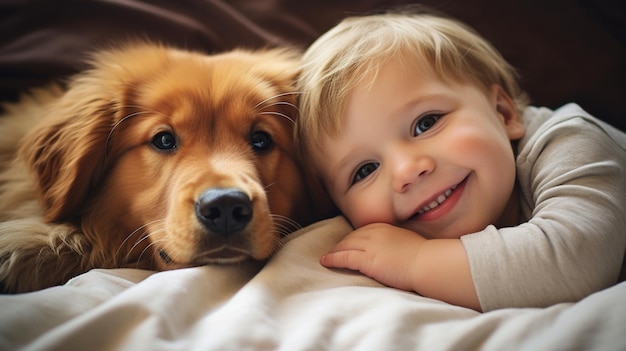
[1,0,624,130]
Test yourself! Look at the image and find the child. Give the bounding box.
[295,9,626,312]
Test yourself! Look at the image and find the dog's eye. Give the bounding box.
[250,131,273,152]
[152,131,177,151]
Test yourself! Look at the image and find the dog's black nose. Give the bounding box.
[196,188,253,237]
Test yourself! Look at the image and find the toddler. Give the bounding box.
[295,9,626,311]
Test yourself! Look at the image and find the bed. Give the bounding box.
[1,1,625,350]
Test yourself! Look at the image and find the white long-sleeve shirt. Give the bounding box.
[462,103,626,312]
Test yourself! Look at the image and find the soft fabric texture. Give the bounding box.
[462,104,626,311]
[1,217,625,351]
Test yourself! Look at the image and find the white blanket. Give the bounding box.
[1,216,625,351]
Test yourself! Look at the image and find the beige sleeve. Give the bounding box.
[462,105,626,312]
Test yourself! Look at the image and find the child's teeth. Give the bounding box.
[419,186,456,214]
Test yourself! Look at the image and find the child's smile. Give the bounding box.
[411,175,466,220]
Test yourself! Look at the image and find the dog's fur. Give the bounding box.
[0,43,332,293]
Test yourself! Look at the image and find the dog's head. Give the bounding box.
[20,43,332,269]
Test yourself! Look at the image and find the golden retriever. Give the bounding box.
[0,43,331,293]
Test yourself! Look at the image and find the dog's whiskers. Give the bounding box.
[261,100,299,112]
[254,92,300,126]
[137,239,169,269]
[104,105,168,159]
[254,91,301,110]
[104,111,150,158]
[117,219,166,267]
[115,220,163,257]
[123,235,153,267]
[257,111,295,125]
[271,214,302,236]
[269,235,285,255]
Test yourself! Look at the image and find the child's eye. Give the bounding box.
[413,114,442,136]
[352,162,380,184]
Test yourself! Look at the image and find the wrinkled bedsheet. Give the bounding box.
[1,216,624,351]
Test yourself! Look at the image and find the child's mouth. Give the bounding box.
[416,184,458,215]
[409,176,468,221]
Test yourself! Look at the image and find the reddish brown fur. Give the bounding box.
[0,43,333,293]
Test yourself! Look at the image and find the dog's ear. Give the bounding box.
[18,78,120,222]
[18,42,173,222]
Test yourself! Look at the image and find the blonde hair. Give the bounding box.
[296,8,528,163]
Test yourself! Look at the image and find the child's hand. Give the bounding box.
[320,222,426,292]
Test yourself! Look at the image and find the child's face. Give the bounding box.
[312,61,525,239]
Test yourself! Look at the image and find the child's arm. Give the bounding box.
[461,105,626,311]
[320,223,481,311]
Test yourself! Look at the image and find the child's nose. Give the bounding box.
[390,148,434,193]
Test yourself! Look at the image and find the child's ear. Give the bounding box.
[492,84,525,140]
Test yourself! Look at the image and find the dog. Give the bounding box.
[0,42,332,293]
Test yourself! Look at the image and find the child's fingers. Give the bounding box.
[328,232,371,253]
[320,250,367,272]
